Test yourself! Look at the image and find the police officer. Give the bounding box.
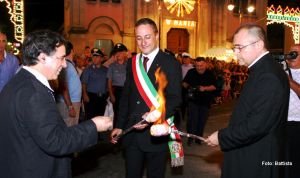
[81,48,108,119]
[107,43,128,127]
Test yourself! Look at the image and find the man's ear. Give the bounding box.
[257,40,264,50]
[37,53,47,64]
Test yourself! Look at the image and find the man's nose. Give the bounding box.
[62,59,67,68]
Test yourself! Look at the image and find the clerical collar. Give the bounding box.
[248,51,269,68]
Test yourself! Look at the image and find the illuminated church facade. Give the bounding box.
[63,0,268,58]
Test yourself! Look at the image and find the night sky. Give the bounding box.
[0,0,64,41]
[24,0,64,33]
[268,0,300,7]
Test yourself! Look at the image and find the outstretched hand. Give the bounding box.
[204,131,219,147]
[91,116,113,132]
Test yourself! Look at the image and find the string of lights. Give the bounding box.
[0,0,24,43]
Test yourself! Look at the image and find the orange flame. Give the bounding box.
[153,67,168,124]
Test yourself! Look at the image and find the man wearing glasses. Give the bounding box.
[0,30,112,178]
[206,24,290,178]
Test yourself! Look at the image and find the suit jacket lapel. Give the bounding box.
[148,50,163,83]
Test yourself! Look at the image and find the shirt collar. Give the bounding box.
[248,51,269,68]
[22,66,53,91]
[143,47,159,61]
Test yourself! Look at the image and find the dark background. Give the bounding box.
[269,0,300,7]
[24,0,64,33]
[0,0,64,41]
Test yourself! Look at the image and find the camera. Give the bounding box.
[286,51,298,60]
[273,51,298,62]
[272,51,299,78]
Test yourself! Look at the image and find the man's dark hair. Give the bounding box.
[195,57,206,62]
[135,18,158,33]
[65,41,73,56]
[22,30,66,66]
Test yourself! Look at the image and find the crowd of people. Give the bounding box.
[0,19,300,178]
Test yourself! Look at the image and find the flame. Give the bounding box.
[154,67,168,124]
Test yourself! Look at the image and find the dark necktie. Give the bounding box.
[143,56,149,71]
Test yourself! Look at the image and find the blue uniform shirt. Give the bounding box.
[107,61,127,87]
[0,52,19,92]
[81,64,108,94]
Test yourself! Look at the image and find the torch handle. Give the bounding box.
[172,130,206,141]
[114,119,148,141]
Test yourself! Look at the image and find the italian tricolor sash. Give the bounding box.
[132,53,184,167]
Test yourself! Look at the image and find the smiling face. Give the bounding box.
[44,45,66,80]
[135,24,159,55]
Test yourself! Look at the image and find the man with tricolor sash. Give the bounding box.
[111,18,182,178]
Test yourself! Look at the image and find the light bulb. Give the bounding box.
[247,5,255,13]
[227,4,235,11]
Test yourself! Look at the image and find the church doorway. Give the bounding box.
[167,28,189,54]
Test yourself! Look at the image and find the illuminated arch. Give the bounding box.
[267,5,300,44]
[0,0,24,42]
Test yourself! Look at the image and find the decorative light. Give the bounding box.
[0,0,24,43]
[227,0,234,11]
[0,0,14,23]
[247,5,255,13]
[227,4,235,11]
[267,5,300,44]
[164,0,196,17]
[6,41,20,55]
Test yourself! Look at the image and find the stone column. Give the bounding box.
[197,0,210,56]
[123,0,137,52]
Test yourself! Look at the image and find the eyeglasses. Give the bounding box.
[232,41,259,52]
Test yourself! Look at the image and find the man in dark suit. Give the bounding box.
[206,24,290,178]
[0,30,112,178]
[111,18,182,178]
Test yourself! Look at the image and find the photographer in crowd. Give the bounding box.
[285,44,300,178]
[182,57,216,146]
